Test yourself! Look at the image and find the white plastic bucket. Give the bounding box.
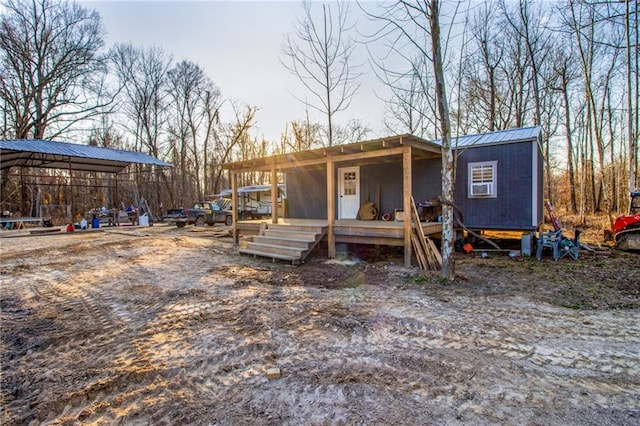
[138,214,149,226]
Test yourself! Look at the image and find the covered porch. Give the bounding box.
[236,218,442,247]
[222,134,443,267]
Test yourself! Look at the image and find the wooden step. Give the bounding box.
[240,224,327,265]
[262,229,319,240]
[239,248,300,264]
[245,242,306,258]
[266,224,326,234]
[252,235,313,249]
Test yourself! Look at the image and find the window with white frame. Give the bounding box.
[468,161,497,198]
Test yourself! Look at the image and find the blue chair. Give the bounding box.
[536,229,580,261]
[536,229,563,261]
[559,230,581,260]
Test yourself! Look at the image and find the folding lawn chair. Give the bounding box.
[536,201,580,261]
[536,228,580,261]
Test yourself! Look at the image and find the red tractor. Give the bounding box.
[612,192,640,251]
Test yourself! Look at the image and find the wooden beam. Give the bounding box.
[330,146,405,165]
[410,196,441,270]
[232,171,239,246]
[270,159,278,224]
[403,146,412,267]
[223,146,407,174]
[334,235,405,246]
[327,157,335,259]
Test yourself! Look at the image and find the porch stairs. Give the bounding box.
[239,223,327,265]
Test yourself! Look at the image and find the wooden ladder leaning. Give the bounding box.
[139,198,152,218]
[410,196,442,271]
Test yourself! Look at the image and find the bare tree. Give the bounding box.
[464,0,505,132]
[428,0,455,280]
[210,102,258,194]
[166,60,221,201]
[363,0,456,279]
[564,0,625,226]
[625,0,638,198]
[550,43,580,212]
[281,0,360,147]
[110,43,172,209]
[332,118,371,145]
[0,0,110,139]
[378,55,436,138]
[279,109,324,154]
[110,43,171,157]
[500,0,550,127]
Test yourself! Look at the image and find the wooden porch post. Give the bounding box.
[232,171,239,246]
[270,159,278,224]
[327,157,336,258]
[403,146,413,267]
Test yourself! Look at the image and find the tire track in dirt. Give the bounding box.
[359,290,640,422]
[2,230,211,423]
[2,227,639,425]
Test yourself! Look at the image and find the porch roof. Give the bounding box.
[222,134,441,173]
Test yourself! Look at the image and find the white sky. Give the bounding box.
[88,0,390,143]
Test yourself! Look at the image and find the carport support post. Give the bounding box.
[271,159,278,224]
[232,171,239,246]
[114,173,119,212]
[403,146,413,268]
[327,157,336,259]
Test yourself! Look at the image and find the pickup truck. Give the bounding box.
[164,202,233,228]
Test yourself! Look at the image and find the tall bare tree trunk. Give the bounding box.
[561,84,577,212]
[428,0,455,280]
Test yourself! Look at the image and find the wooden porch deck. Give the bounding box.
[236,218,442,247]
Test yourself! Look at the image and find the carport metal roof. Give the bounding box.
[0,139,172,174]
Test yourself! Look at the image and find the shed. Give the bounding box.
[435,125,544,231]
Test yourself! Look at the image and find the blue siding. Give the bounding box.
[413,158,443,201]
[454,141,537,230]
[360,159,441,216]
[286,159,442,219]
[285,140,541,230]
[285,169,327,218]
[360,163,401,217]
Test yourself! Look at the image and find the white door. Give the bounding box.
[338,166,360,219]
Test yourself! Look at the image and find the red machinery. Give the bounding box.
[613,192,640,251]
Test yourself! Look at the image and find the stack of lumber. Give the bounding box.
[410,197,442,270]
[189,227,233,238]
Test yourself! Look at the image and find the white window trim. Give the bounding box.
[468,161,497,198]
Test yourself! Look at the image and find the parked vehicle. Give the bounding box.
[163,202,232,228]
[218,184,285,219]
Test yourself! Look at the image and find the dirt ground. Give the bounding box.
[1,224,639,425]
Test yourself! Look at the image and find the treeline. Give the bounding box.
[0,0,637,224]
[373,1,638,225]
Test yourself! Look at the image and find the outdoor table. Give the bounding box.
[0,217,43,230]
[85,209,119,227]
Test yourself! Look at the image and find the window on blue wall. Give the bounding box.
[468,161,497,198]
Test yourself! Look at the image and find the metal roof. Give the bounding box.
[432,126,541,148]
[219,183,286,196]
[0,139,172,173]
[223,134,441,173]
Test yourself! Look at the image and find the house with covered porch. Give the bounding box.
[222,126,543,267]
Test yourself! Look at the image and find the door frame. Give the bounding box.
[338,166,360,219]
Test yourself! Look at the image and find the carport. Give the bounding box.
[0,139,172,223]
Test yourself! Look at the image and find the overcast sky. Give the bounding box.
[88,0,390,143]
